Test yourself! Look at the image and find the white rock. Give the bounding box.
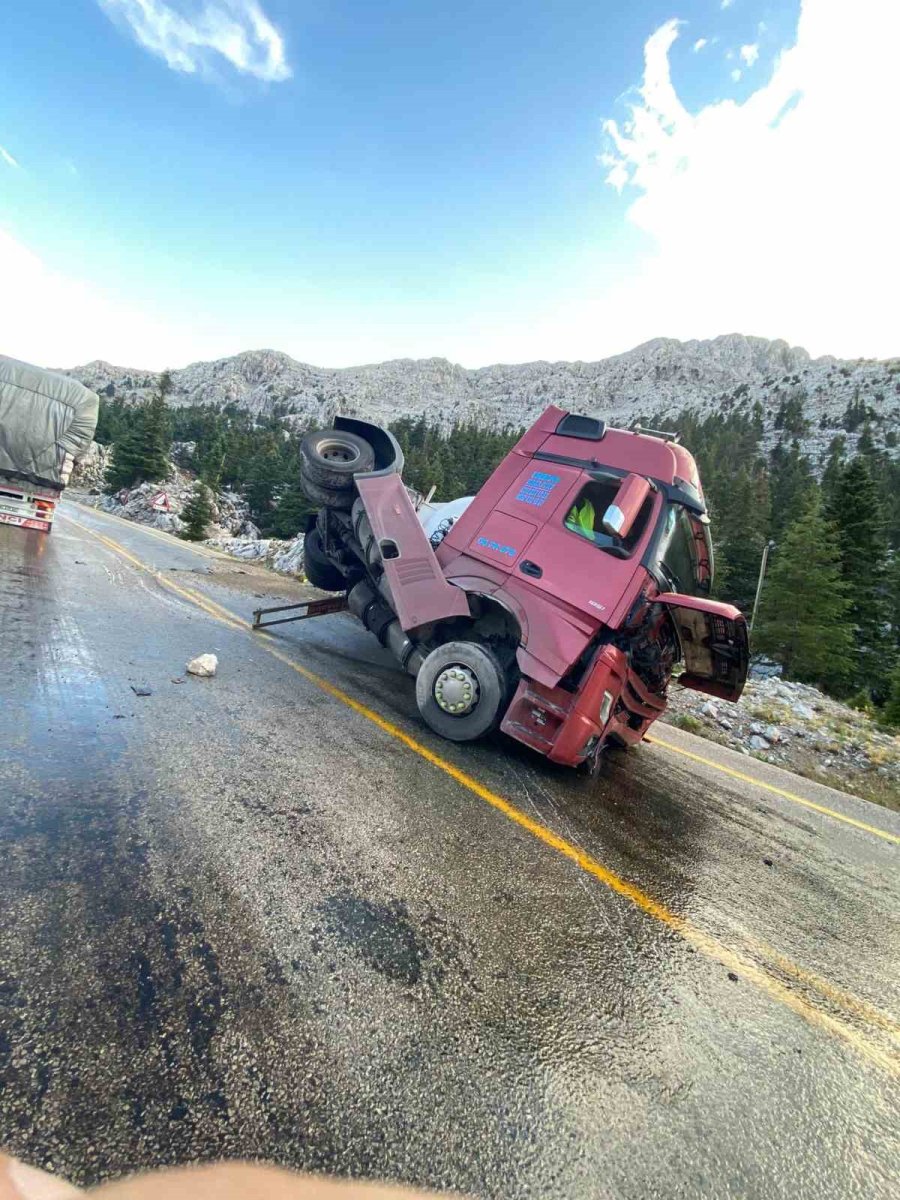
[272,535,306,576]
[186,653,218,677]
[749,734,770,751]
[792,701,816,721]
[701,701,719,720]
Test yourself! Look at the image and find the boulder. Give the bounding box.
[749,734,770,751]
[186,653,218,677]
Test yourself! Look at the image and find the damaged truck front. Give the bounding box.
[0,356,99,534]
[286,404,749,771]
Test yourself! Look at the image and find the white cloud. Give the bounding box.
[693,38,708,52]
[98,0,290,81]
[1,144,20,169]
[721,0,734,9]
[6,2,900,372]
[597,1,900,360]
[731,67,742,81]
[0,227,218,368]
[740,43,759,66]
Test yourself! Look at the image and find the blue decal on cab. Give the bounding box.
[516,471,560,507]
[477,536,517,558]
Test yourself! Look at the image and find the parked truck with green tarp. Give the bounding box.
[0,356,99,533]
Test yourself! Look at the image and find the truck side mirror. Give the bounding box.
[602,474,651,539]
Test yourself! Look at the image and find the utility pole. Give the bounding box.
[750,540,776,635]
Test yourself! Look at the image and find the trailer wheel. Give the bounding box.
[415,642,507,742]
[303,529,347,591]
[300,429,375,490]
[300,476,355,512]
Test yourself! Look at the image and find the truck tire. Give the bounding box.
[303,529,346,591]
[415,641,507,742]
[300,476,355,512]
[300,429,375,490]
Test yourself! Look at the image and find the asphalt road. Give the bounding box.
[1,500,898,1199]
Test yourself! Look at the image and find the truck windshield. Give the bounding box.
[564,479,654,555]
[655,504,714,594]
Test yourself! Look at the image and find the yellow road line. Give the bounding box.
[64,514,900,1078]
[740,935,900,1043]
[64,498,234,561]
[646,734,900,846]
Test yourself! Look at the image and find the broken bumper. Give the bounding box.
[500,645,666,767]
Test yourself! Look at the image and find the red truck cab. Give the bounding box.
[297,405,749,771]
[433,407,747,765]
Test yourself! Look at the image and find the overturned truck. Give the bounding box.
[0,355,99,533]
[289,405,749,771]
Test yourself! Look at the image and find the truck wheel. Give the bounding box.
[303,529,346,591]
[415,642,507,742]
[300,429,375,490]
[300,477,355,512]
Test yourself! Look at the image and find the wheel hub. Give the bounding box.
[434,665,479,715]
[319,440,359,464]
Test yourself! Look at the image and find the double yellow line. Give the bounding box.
[646,734,900,845]
[64,512,900,1078]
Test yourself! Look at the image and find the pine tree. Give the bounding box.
[768,438,815,539]
[841,390,868,432]
[270,482,313,538]
[712,464,770,612]
[881,662,900,729]
[888,553,900,654]
[243,451,282,528]
[754,495,854,691]
[820,435,847,512]
[828,456,892,696]
[103,377,173,493]
[199,431,228,489]
[180,482,213,541]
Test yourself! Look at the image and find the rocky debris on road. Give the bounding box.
[204,533,306,579]
[186,654,218,677]
[664,672,900,808]
[271,536,306,575]
[70,460,256,539]
[68,449,306,578]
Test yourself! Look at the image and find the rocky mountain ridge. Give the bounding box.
[65,334,900,463]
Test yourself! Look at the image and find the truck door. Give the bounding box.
[655,594,749,702]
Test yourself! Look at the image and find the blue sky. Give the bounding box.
[1,1,895,369]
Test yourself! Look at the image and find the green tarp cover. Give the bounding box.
[0,355,99,488]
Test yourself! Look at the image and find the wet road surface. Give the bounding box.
[1,501,898,1198]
